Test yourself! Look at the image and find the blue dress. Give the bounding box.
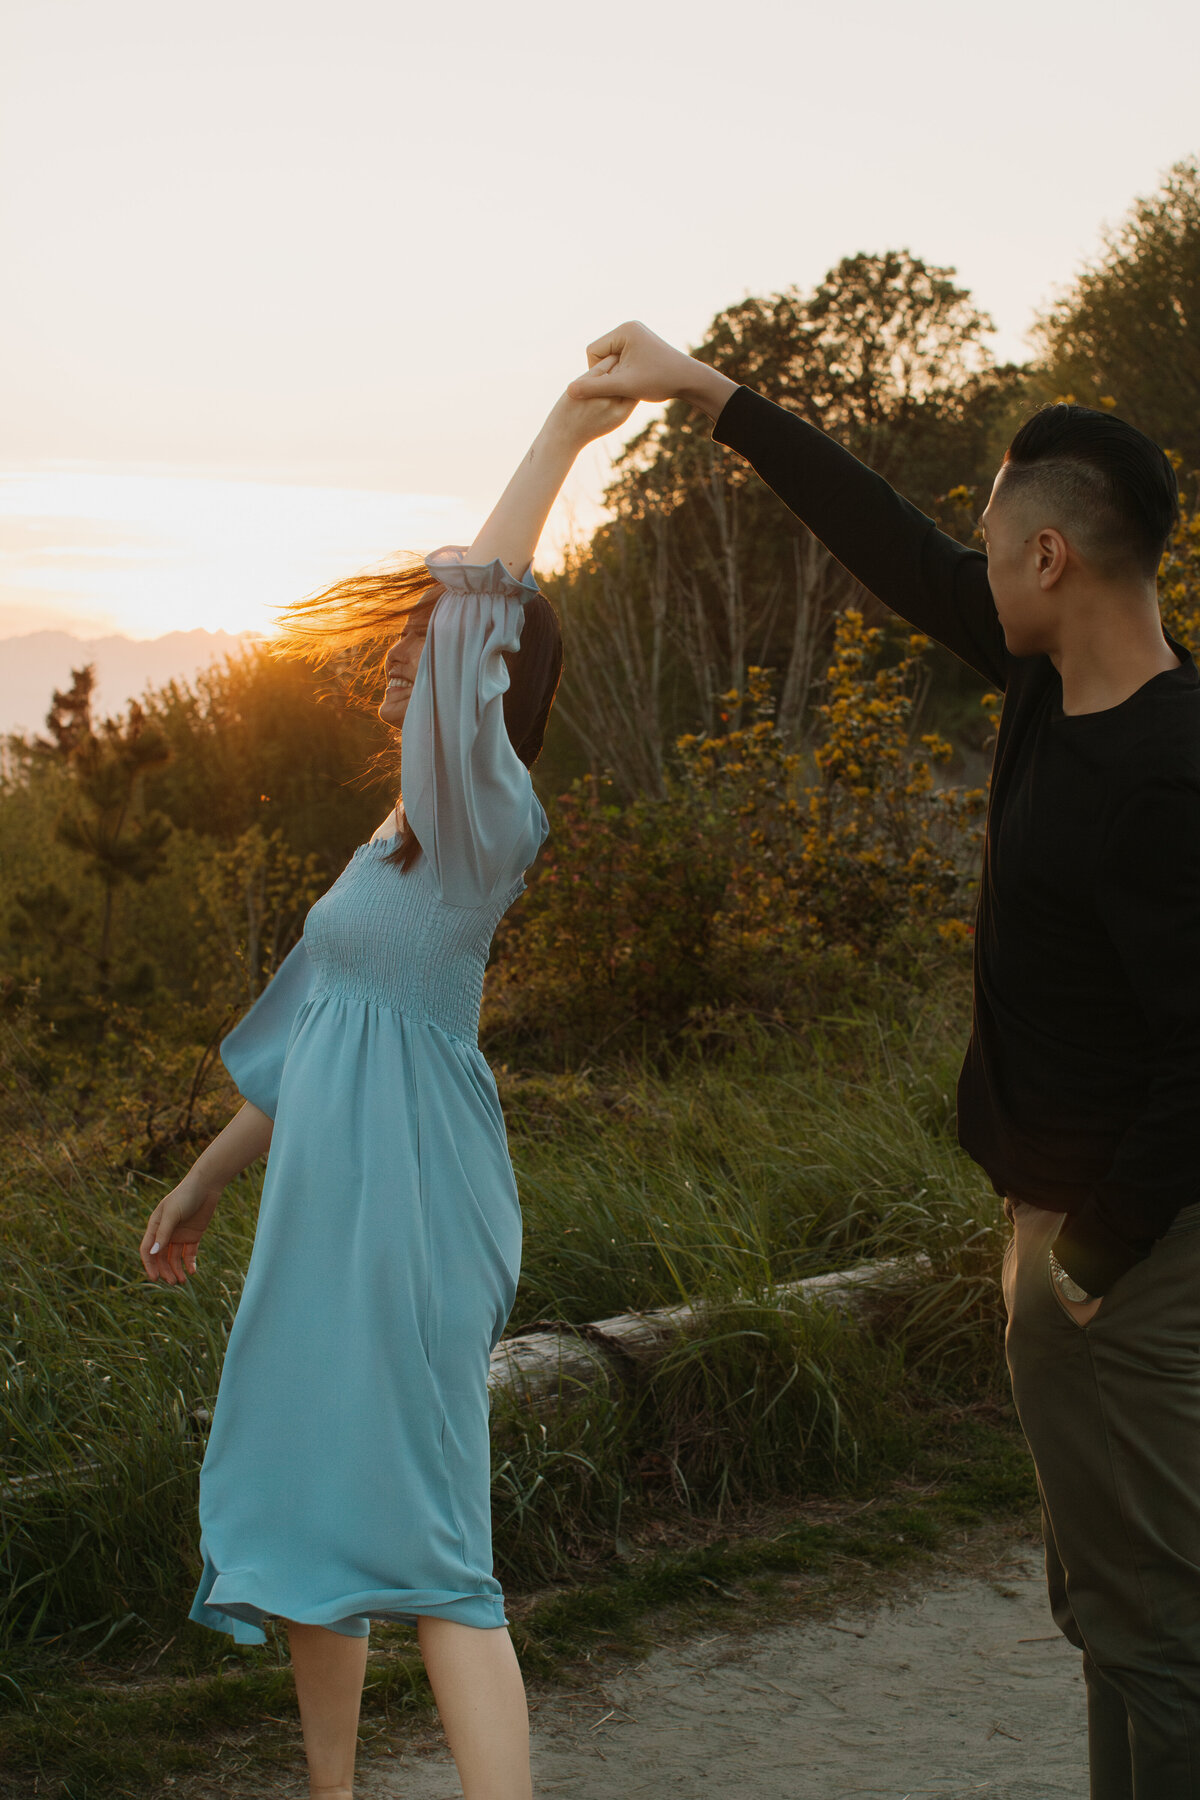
[188,548,547,1644]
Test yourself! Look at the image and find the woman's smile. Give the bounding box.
[379,622,429,723]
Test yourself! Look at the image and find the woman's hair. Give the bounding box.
[273,554,563,870]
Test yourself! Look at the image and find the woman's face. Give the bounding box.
[377,610,431,728]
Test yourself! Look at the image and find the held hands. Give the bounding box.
[567,322,738,421]
[543,355,636,449]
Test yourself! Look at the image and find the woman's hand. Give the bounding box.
[568,321,739,422]
[542,357,636,449]
[140,1177,222,1286]
[137,1101,273,1286]
[465,360,637,577]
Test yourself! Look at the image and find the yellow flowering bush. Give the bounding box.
[798,613,987,953]
[1159,481,1200,654]
[487,614,989,1060]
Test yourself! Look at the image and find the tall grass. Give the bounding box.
[504,985,991,1325]
[1,1171,257,1659]
[0,973,1009,1663]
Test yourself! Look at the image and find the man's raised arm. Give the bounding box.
[570,321,1009,691]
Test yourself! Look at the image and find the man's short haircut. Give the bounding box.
[1001,404,1180,580]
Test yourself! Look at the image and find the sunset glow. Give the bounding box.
[4,0,1199,650]
[0,470,482,639]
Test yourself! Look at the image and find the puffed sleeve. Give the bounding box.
[400,545,550,908]
[219,939,316,1119]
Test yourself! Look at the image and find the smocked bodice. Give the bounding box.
[302,838,521,1044]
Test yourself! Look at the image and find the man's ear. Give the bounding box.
[1035,527,1070,590]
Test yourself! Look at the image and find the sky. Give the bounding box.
[2,0,1199,640]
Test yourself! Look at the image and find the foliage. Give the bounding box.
[4,670,175,1036]
[551,250,1018,790]
[187,824,325,1005]
[487,620,985,1062]
[33,665,98,760]
[0,991,237,1179]
[1031,157,1200,469]
[485,772,730,1058]
[140,646,386,873]
[793,616,986,950]
[1159,476,1200,654]
[0,648,389,1121]
[50,705,173,960]
[0,999,1003,1662]
[691,251,1007,492]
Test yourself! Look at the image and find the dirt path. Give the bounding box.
[359,1546,1086,1800]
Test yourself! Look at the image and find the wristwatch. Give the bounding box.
[1049,1249,1095,1305]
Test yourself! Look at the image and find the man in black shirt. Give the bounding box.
[572,323,1200,1796]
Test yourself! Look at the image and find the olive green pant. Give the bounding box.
[1003,1196,1200,1799]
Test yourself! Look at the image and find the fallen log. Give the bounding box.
[488,1254,930,1407]
[0,1256,929,1500]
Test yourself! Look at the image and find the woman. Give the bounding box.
[139,369,633,1800]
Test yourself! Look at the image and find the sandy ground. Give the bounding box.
[358,1546,1087,1800]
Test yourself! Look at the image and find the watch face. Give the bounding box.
[1050,1252,1090,1304]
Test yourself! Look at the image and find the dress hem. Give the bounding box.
[190,1554,508,1643]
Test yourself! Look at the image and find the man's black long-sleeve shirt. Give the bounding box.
[713,384,1200,1295]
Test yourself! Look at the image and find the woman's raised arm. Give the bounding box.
[465,362,634,577]
[399,375,635,908]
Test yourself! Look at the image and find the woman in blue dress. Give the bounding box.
[139,369,633,1799]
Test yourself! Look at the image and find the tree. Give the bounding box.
[141,647,386,874]
[7,685,174,1030]
[1032,158,1200,469]
[190,825,325,1005]
[46,700,174,984]
[36,664,98,760]
[550,252,1021,795]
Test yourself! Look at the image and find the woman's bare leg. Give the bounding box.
[286,1621,369,1798]
[417,1617,532,1800]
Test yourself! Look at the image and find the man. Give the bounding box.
[571,324,1200,1797]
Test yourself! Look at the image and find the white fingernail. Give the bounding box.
[150,1241,160,1254]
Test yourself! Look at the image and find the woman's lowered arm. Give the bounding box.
[140,1101,273,1286]
[466,360,635,578]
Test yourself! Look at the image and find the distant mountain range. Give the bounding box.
[0,628,253,739]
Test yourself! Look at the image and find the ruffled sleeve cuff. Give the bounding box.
[424,545,541,602]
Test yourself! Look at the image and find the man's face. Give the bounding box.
[980,466,1060,658]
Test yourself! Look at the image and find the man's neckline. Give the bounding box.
[1052,636,1194,721]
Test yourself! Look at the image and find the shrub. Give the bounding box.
[486,619,988,1062]
[1160,477,1200,654]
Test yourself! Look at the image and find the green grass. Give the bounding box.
[503,985,989,1327]
[0,1412,1038,1800]
[0,966,1030,1795]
